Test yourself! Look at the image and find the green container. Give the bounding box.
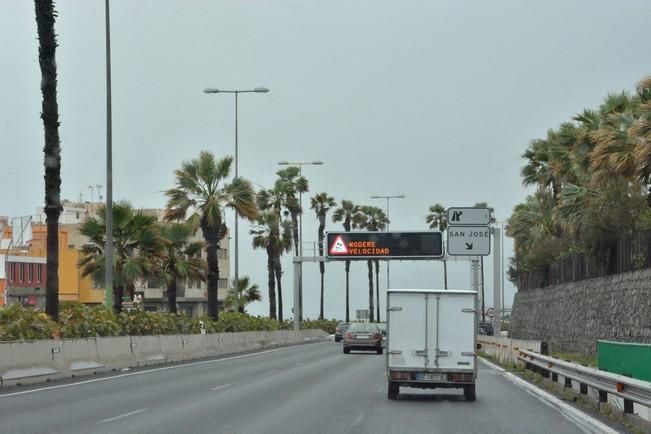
[597,340,651,382]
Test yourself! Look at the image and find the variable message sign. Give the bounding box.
[326,231,443,260]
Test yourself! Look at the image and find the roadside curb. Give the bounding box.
[479,357,620,434]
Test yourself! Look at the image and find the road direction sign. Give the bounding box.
[447,207,491,226]
[325,231,443,259]
[447,226,491,256]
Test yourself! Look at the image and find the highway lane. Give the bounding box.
[0,341,618,434]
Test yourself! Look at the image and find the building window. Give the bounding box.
[36,265,42,283]
[28,264,33,282]
[19,264,24,282]
[9,263,14,281]
[218,278,228,289]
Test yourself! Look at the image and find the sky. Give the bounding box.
[2,0,651,319]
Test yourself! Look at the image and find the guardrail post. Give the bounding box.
[623,399,634,414]
[579,383,588,394]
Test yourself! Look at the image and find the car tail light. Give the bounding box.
[344,332,352,340]
[372,332,381,339]
[390,371,412,381]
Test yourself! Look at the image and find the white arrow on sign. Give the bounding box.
[447,226,491,256]
[447,207,491,226]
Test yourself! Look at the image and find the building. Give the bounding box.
[136,209,231,317]
[3,224,104,308]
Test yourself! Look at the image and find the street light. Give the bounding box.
[204,86,269,312]
[278,160,324,321]
[370,194,405,292]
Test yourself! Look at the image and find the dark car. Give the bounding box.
[479,321,494,336]
[343,322,383,355]
[334,322,349,342]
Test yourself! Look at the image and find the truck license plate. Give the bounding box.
[417,373,446,382]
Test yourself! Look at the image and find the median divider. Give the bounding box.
[0,329,329,388]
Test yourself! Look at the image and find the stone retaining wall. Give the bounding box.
[510,269,651,356]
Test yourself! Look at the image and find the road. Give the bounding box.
[0,341,620,434]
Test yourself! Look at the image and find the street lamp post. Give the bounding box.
[104,0,114,311]
[278,161,323,321]
[370,195,405,292]
[204,87,268,313]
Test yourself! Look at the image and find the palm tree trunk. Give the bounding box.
[167,278,177,314]
[201,219,220,320]
[114,284,124,313]
[375,260,380,322]
[443,259,448,289]
[345,260,351,322]
[266,246,276,320]
[274,256,283,321]
[367,260,374,323]
[35,0,62,320]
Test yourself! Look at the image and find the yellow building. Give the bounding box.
[4,224,104,307]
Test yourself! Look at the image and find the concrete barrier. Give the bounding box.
[0,329,329,388]
[479,335,544,365]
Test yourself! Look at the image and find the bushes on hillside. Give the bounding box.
[0,303,338,342]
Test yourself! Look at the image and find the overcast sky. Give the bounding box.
[2,0,651,319]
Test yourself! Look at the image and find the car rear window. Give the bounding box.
[348,323,378,332]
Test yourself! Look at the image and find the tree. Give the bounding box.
[165,151,257,320]
[79,202,161,313]
[332,200,361,322]
[157,223,206,314]
[250,209,293,320]
[310,192,336,319]
[35,0,62,320]
[355,206,389,322]
[225,276,262,313]
[426,203,448,289]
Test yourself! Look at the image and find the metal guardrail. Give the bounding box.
[517,349,651,412]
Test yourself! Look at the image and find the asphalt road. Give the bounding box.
[0,341,619,434]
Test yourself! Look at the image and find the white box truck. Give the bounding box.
[386,289,479,401]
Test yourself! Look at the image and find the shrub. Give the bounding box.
[58,302,121,338]
[0,304,59,341]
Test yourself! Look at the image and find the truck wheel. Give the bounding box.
[463,384,476,402]
[343,347,350,354]
[388,382,399,400]
[376,347,383,355]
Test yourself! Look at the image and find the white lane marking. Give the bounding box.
[98,408,147,424]
[211,383,232,391]
[478,357,505,372]
[0,342,330,398]
[480,357,617,434]
[265,370,277,375]
[350,413,365,429]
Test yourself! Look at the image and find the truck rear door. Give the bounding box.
[387,292,427,369]
[426,292,476,371]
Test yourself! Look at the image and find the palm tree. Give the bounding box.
[356,206,389,322]
[157,223,206,314]
[35,0,62,320]
[426,203,448,289]
[79,202,161,313]
[225,276,262,313]
[250,209,293,320]
[332,200,361,322]
[165,151,257,320]
[310,192,336,319]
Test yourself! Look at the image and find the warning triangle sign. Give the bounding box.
[329,235,349,255]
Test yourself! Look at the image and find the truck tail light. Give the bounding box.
[448,373,474,382]
[390,371,412,381]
